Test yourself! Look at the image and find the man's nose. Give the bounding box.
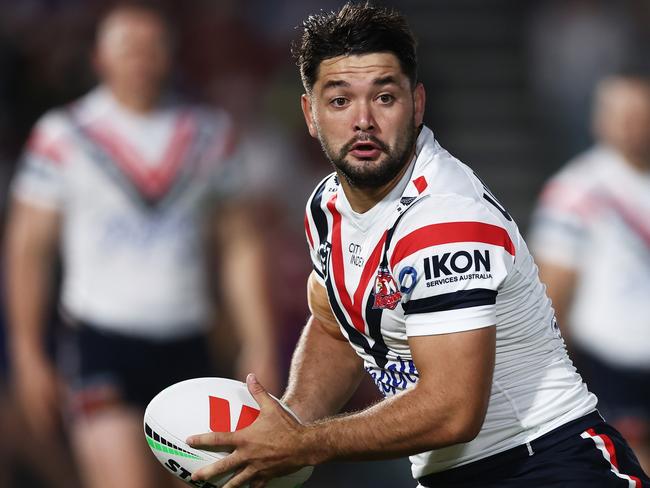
[353,101,376,132]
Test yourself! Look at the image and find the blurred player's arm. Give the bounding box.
[214,203,281,395]
[3,198,62,435]
[536,259,577,344]
[282,272,365,422]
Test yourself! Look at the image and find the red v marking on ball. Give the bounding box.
[209,396,260,432]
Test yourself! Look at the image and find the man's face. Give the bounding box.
[598,81,650,163]
[301,52,425,189]
[95,10,171,102]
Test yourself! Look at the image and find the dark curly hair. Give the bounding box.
[292,2,418,93]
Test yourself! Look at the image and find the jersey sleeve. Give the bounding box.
[388,196,516,337]
[11,111,69,210]
[304,175,334,287]
[527,176,591,269]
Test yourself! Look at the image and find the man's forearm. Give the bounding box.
[4,208,56,358]
[282,316,364,423]
[301,380,478,465]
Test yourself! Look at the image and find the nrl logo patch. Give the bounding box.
[318,241,332,279]
[372,267,402,310]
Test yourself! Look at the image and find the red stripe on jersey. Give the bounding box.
[305,213,314,248]
[86,112,195,199]
[413,175,427,194]
[27,131,66,165]
[390,221,515,269]
[604,196,650,249]
[539,181,596,219]
[327,194,387,334]
[543,182,650,248]
[151,114,195,190]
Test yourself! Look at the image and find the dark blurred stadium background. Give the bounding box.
[1,0,649,486]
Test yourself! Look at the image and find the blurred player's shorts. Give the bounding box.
[58,322,213,418]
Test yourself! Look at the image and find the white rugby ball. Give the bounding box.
[144,377,313,487]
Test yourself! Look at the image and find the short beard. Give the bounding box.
[317,119,417,189]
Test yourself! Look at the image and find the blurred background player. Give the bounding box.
[1,1,650,487]
[3,4,279,488]
[529,73,650,472]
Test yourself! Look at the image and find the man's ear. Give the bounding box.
[301,94,318,138]
[413,82,426,127]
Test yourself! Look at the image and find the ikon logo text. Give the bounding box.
[424,249,490,279]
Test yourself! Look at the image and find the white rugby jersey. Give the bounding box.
[529,145,650,367]
[304,126,597,478]
[12,86,241,339]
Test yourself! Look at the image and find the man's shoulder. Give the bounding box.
[538,146,614,209]
[26,100,84,150]
[410,152,493,220]
[550,146,614,185]
[392,162,514,254]
[415,137,487,202]
[305,172,339,211]
[396,193,504,242]
[32,87,101,133]
[30,108,71,136]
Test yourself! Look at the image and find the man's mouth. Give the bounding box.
[349,140,382,159]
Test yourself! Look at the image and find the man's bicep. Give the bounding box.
[410,326,496,380]
[6,198,61,252]
[409,326,496,434]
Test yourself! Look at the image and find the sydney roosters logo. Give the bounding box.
[372,267,402,310]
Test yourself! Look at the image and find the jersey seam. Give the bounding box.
[493,379,525,428]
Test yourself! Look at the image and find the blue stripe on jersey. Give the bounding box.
[403,288,497,315]
[363,285,390,369]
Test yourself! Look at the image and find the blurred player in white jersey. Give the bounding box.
[529,73,650,472]
[186,4,649,487]
[4,5,278,488]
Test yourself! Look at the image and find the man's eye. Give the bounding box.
[331,97,348,107]
[378,94,394,104]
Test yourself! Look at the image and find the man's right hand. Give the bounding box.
[12,347,63,436]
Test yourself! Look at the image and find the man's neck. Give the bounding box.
[108,85,161,114]
[622,152,650,174]
[339,149,416,214]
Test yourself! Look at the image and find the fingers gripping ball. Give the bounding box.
[144,377,313,487]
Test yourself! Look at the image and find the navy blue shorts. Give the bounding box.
[418,412,649,487]
[58,323,213,417]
